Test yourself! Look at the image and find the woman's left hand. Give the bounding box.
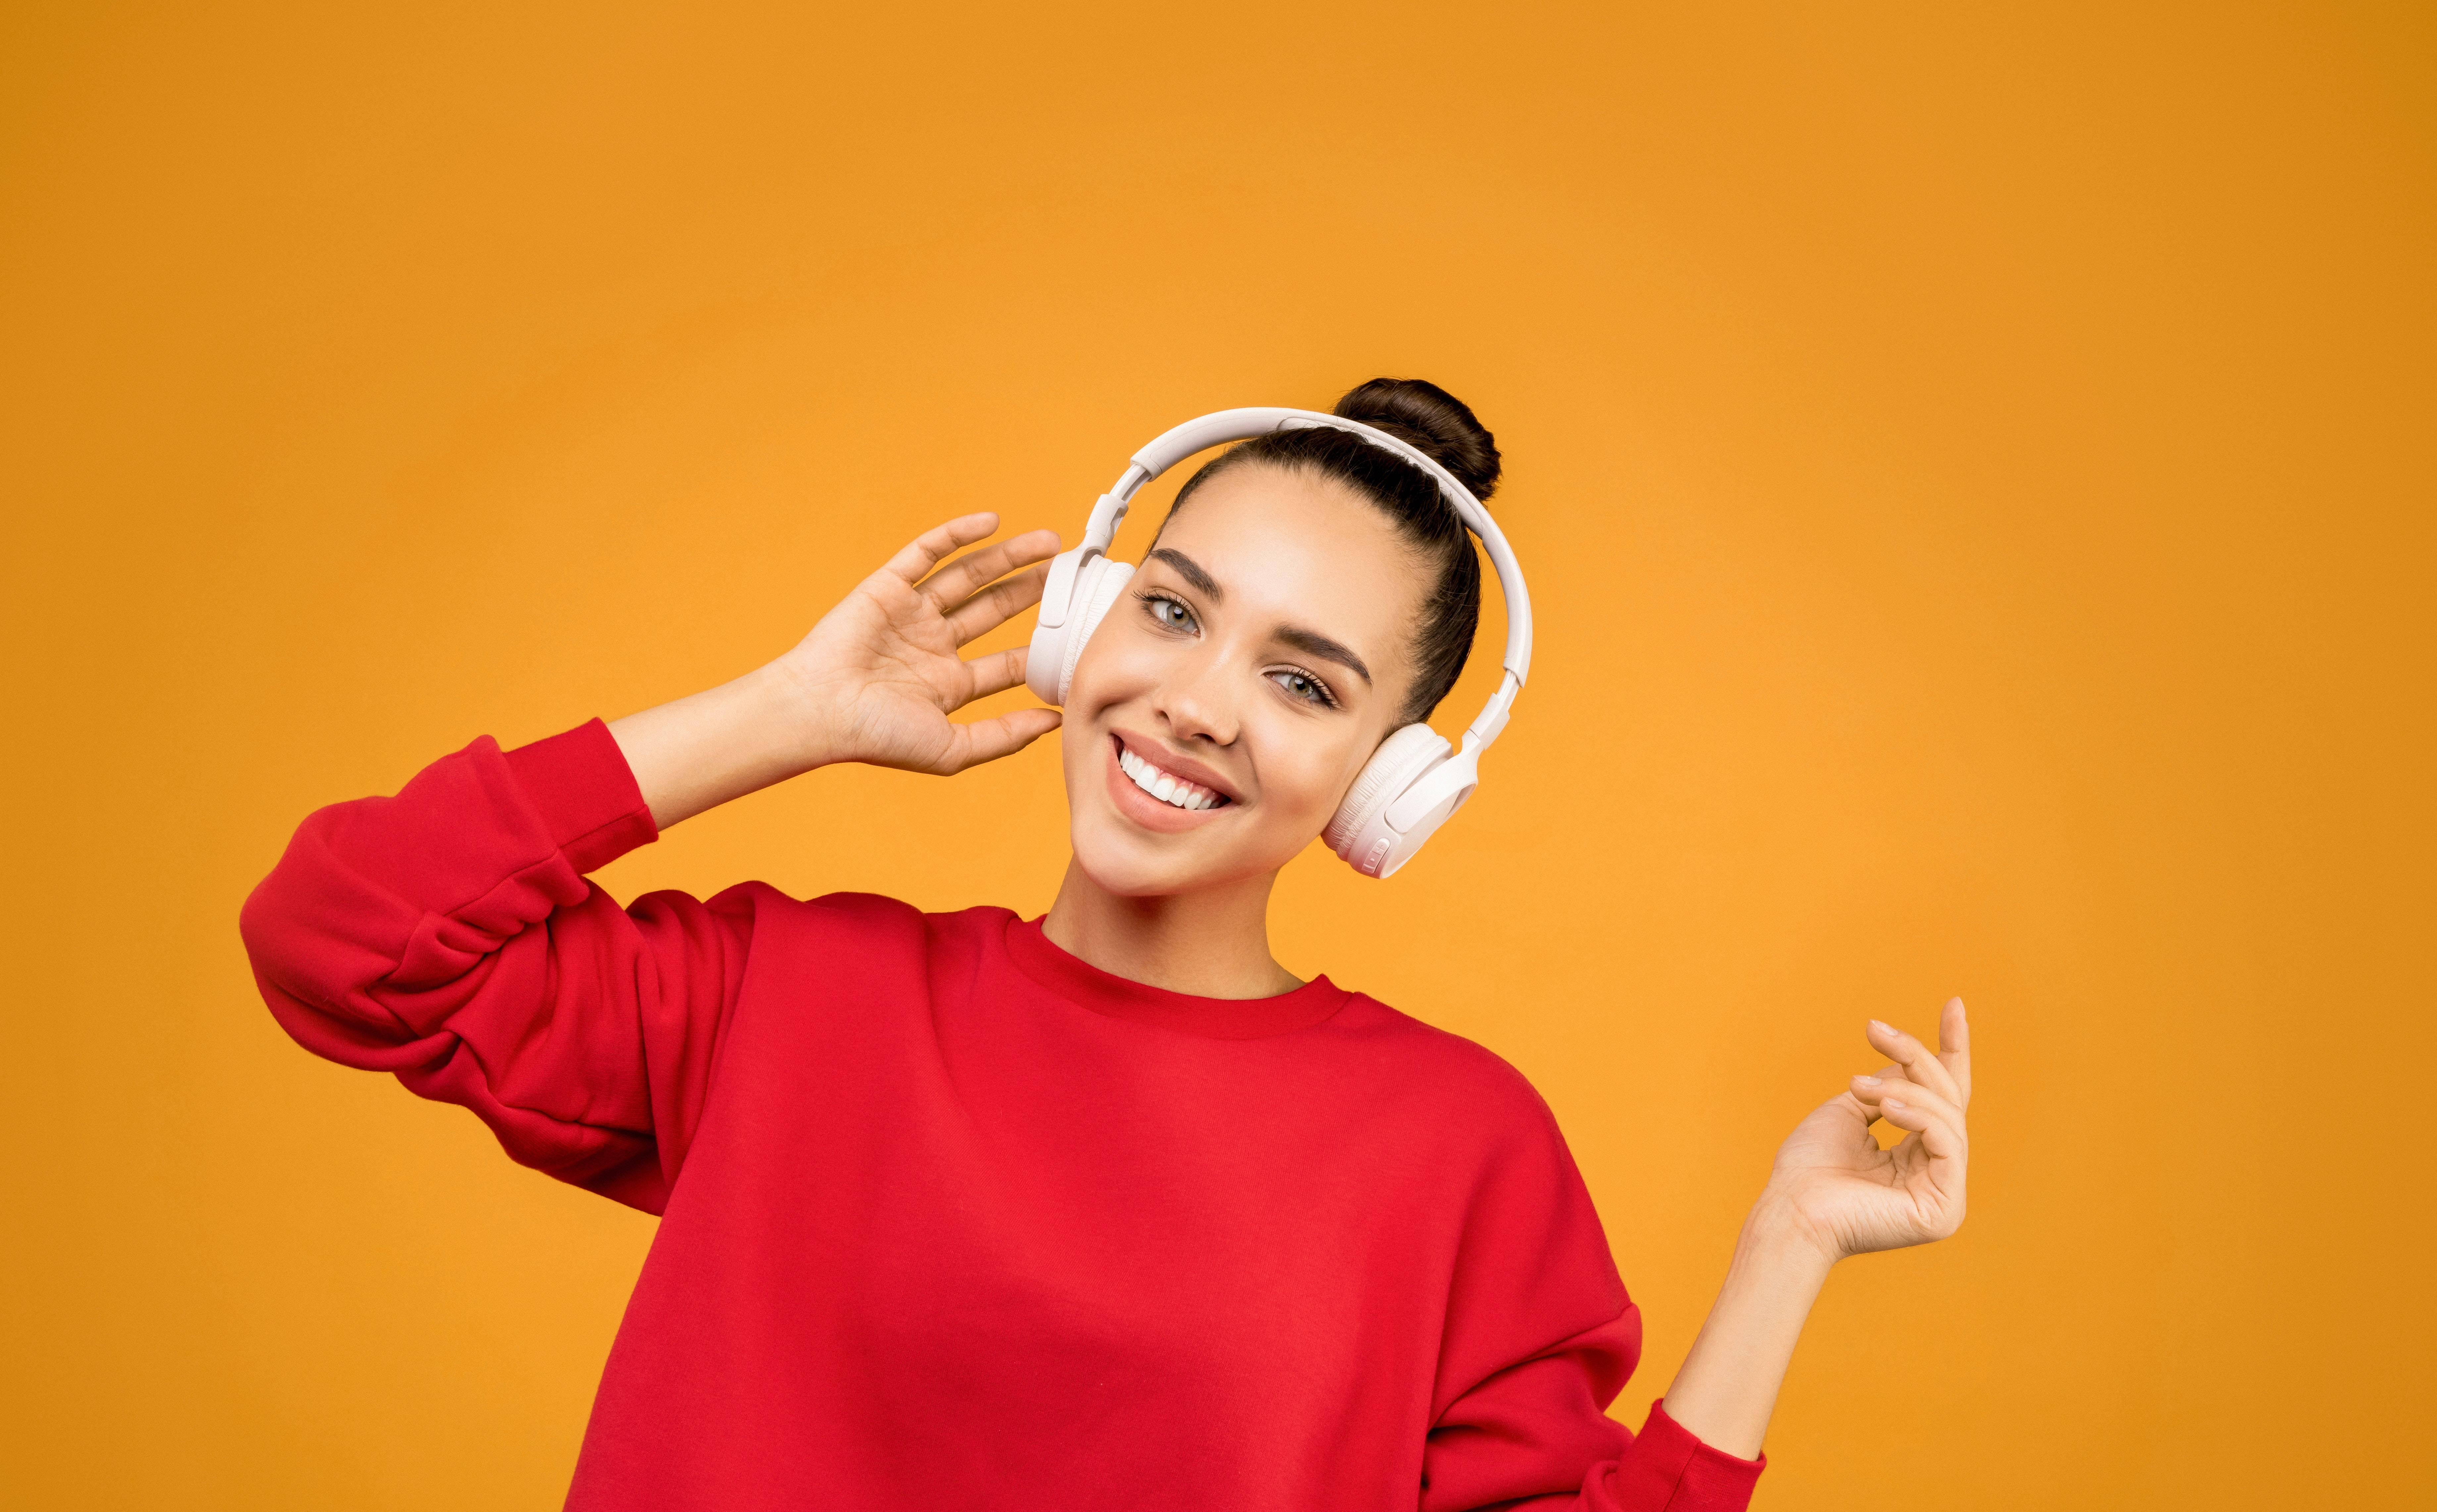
[1764,997,1973,1264]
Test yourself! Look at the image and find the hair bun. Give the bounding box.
[1333,377,1501,503]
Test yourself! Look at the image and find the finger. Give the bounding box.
[956,644,1033,705]
[1939,997,1972,1109]
[881,513,1002,587]
[941,707,1062,771]
[943,560,1052,646]
[1821,1087,1896,1146]
[1874,1091,1968,1219]
[1839,1080,1902,1127]
[1865,1015,1967,1109]
[918,527,1063,610]
[1847,1075,1966,1143]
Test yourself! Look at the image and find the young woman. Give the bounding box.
[241,378,1973,1511]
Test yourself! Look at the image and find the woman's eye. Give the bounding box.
[1270,669,1336,708]
[1140,593,1196,632]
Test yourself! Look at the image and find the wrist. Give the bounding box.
[757,656,864,773]
[1741,1184,1844,1281]
[608,662,838,830]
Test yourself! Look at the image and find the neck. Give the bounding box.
[1041,857,1305,999]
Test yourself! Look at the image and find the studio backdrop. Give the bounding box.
[3,3,2428,1508]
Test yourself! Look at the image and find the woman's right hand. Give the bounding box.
[774,511,1065,775]
[608,512,1064,829]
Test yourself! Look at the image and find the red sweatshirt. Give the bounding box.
[239,719,1768,1511]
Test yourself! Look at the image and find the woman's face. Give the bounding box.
[1059,464,1430,896]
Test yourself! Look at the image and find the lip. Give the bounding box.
[1109,729,1243,804]
[1104,732,1239,834]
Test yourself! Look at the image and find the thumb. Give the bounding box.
[942,707,1062,772]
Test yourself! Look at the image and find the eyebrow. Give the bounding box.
[1276,624,1373,687]
[1148,548,1224,601]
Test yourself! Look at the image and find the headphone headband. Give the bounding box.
[1068,407,1532,756]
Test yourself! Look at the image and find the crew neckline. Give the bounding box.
[1000,913,1353,1041]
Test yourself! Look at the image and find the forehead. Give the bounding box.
[1151,463,1428,667]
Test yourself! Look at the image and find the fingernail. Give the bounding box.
[1883,1097,1907,1109]
[1869,1019,1895,1037]
[1853,1074,1881,1087]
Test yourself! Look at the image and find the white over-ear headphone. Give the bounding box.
[1027,407,1533,879]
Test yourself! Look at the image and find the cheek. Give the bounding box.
[1239,709,1367,827]
[1066,617,1160,714]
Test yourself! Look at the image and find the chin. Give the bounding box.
[1065,814,1232,898]
[1063,794,1312,899]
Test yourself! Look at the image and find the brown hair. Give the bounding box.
[1148,377,1502,725]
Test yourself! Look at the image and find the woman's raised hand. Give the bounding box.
[774,512,1066,776]
[1763,997,1974,1264]
[605,512,1065,829]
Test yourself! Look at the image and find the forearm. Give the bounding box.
[607,662,830,829]
[1657,1188,1836,1460]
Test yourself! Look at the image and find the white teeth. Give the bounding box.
[1118,743,1225,812]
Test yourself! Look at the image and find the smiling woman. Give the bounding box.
[1056,450,1442,948]
[238,378,1973,1511]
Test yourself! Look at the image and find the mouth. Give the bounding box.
[1104,733,1238,833]
[1113,733,1234,810]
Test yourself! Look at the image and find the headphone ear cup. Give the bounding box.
[1049,556,1134,705]
[1026,550,1078,704]
[1027,548,1126,704]
[1324,722,1453,878]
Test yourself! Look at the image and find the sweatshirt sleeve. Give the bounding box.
[237,719,751,1215]
[1419,1079,1769,1511]
[1425,1341,1768,1511]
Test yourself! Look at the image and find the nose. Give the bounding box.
[1154,647,1239,748]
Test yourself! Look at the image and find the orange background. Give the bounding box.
[4,3,2429,1507]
